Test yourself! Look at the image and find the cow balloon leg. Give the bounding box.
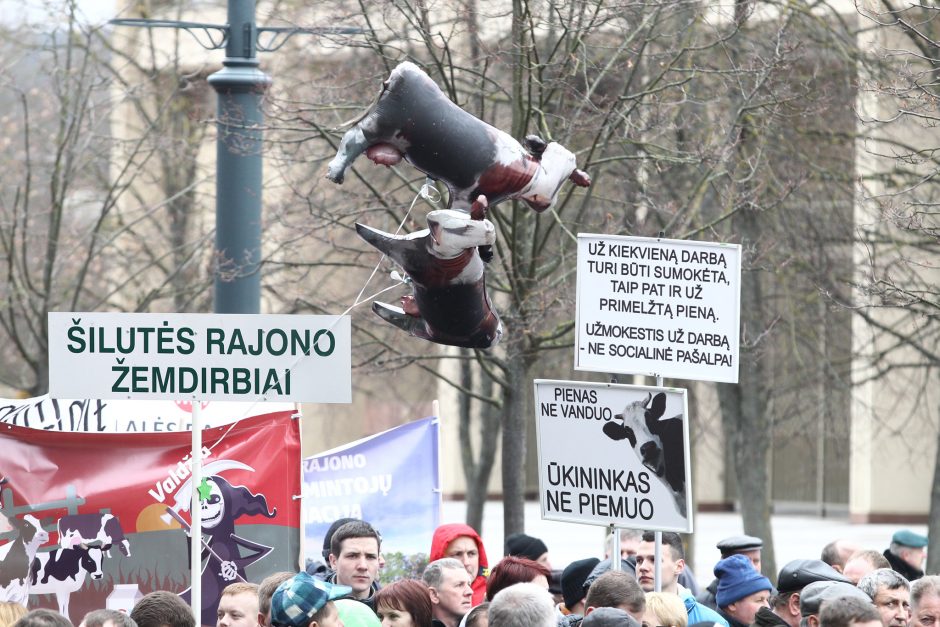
[327,126,369,184]
[373,301,433,342]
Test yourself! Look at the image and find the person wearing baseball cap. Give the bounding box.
[714,554,773,627]
[271,572,352,627]
[884,530,928,582]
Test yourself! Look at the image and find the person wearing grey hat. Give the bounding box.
[697,535,764,611]
[857,568,911,627]
[582,608,641,627]
[753,559,850,627]
[818,596,882,627]
[883,530,928,582]
[799,581,875,627]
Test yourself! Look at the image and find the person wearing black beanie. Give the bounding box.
[505,533,551,570]
[560,557,601,616]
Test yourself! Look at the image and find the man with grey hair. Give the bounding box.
[911,575,940,627]
[423,557,473,627]
[79,609,138,627]
[857,568,911,627]
[605,529,643,561]
[487,582,555,627]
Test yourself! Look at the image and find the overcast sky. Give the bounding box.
[0,0,118,28]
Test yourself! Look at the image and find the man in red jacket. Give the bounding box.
[430,523,489,606]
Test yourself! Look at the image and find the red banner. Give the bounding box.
[0,410,300,626]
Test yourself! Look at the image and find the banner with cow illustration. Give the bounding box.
[0,410,300,626]
[302,416,440,578]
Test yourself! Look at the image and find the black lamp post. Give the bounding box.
[112,4,359,314]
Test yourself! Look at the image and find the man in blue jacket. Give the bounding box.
[634,531,729,627]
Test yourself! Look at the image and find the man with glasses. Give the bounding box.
[858,568,911,627]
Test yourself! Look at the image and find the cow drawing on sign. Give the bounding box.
[327,61,591,214]
[0,513,50,606]
[178,474,276,627]
[29,545,104,621]
[601,392,688,517]
[58,513,131,558]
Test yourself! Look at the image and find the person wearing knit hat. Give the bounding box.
[505,533,551,570]
[714,554,773,627]
[559,557,601,616]
[633,531,728,627]
[697,535,764,611]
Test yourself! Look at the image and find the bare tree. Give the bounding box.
[854,0,940,573]
[0,1,214,394]
[255,0,873,549]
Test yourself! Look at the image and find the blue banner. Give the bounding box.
[302,417,440,560]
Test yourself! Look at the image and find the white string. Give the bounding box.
[339,179,439,318]
[212,181,442,435]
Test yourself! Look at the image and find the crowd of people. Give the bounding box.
[1,520,936,627]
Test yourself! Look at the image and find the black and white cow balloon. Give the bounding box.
[327,61,591,213]
[357,207,502,349]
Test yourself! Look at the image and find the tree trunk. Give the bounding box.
[717,203,777,581]
[927,379,940,574]
[501,344,530,535]
[460,355,501,533]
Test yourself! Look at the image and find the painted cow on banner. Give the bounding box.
[0,514,49,606]
[58,513,130,558]
[327,61,591,214]
[357,208,502,349]
[30,546,104,620]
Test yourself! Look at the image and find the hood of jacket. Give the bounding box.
[430,523,489,574]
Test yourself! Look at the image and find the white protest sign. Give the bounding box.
[48,312,351,402]
[575,234,741,383]
[534,379,691,532]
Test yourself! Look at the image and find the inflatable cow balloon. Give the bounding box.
[327,61,591,213]
[357,207,503,349]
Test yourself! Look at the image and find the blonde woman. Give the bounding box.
[0,603,28,627]
[643,592,689,627]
